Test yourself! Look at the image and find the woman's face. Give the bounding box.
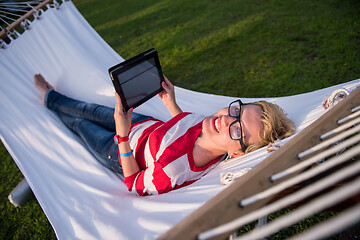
[201,104,263,157]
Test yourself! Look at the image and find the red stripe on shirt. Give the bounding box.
[133,121,163,170]
[124,171,140,191]
[151,162,172,194]
[134,171,148,196]
[130,118,160,131]
[157,121,202,168]
[148,112,191,161]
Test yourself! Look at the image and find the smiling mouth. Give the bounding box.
[214,118,220,133]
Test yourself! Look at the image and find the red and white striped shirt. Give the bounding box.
[122,112,221,196]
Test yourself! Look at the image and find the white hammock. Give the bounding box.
[0,1,359,239]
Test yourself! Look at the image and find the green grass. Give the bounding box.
[74,0,360,97]
[1,0,360,239]
[0,142,56,240]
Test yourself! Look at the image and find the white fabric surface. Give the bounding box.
[0,2,359,239]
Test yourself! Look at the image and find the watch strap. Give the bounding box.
[114,135,129,144]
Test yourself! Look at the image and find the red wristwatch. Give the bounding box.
[113,135,129,144]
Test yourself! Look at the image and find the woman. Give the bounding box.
[34,73,294,196]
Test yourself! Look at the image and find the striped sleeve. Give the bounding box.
[125,161,173,196]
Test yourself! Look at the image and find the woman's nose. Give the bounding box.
[223,115,237,126]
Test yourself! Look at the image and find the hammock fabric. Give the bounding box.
[0,1,359,239]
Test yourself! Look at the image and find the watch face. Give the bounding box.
[113,135,119,144]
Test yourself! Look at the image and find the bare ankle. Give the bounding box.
[34,74,53,105]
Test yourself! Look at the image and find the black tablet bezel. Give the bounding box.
[109,49,165,112]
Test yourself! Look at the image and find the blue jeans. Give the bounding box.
[45,90,152,175]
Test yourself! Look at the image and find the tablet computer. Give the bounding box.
[109,48,165,112]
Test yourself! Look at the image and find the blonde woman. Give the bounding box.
[34,74,294,196]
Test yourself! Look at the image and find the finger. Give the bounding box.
[115,92,125,110]
[127,107,133,116]
[163,75,173,88]
[158,91,164,98]
[115,92,121,103]
[162,81,171,93]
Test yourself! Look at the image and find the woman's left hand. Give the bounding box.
[114,92,133,137]
[158,75,176,107]
[158,75,183,117]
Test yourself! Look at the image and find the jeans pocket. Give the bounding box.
[106,143,123,175]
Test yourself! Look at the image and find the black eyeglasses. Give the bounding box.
[228,99,247,152]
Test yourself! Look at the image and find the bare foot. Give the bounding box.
[34,74,54,104]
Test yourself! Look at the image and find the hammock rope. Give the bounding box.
[0,0,54,42]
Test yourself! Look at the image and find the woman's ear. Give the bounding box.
[228,151,245,158]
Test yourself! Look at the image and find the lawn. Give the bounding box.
[1,0,359,239]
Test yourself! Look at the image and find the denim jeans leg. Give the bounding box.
[57,113,123,174]
[45,89,152,129]
[45,90,116,131]
[44,90,153,175]
[131,112,153,124]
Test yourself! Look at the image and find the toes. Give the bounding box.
[34,73,53,89]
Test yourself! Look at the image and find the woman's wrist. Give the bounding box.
[114,134,132,154]
[117,140,132,152]
[114,135,129,144]
[119,150,133,157]
[167,102,183,117]
[118,142,133,158]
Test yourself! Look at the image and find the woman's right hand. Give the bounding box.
[114,92,133,137]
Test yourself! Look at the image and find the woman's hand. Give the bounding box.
[114,92,141,178]
[158,75,176,107]
[158,75,183,117]
[114,92,133,137]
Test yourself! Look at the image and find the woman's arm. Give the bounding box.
[158,76,183,117]
[114,92,140,177]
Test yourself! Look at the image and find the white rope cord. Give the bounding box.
[0,7,29,14]
[0,10,23,18]
[320,117,360,139]
[0,0,59,41]
[271,134,360,181]
[338,109,360,124]
[0,13,18,22]
[241,144,360,207]
[352,105,360,112]
[0,1,43,7]
[289,204,360,240]
[0,0,45,27]
[197,155,360,240]
[0,16,11,26]
[0,2,42,17]
[236,178,360,240]
[26,2,38,12]
[298,124,360,159]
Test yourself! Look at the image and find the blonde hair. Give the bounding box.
[245,101,295,153]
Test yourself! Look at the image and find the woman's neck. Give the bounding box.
[193,136,225,168]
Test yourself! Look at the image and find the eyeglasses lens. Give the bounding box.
[229,122,242,140]
[229,101,241,117]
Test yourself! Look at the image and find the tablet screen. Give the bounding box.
[109,49,164,111]
[117,58,160,108]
